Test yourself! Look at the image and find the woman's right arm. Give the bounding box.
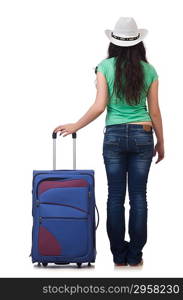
[147,79,165,163]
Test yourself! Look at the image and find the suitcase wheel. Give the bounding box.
[77,263,82,268]
[88,262,91,267]
[42,262,48,267]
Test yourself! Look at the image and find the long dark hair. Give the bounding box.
[96,41,148,105]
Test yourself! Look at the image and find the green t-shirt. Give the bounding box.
[97,57,158,126]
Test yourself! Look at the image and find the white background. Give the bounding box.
[0,0,182,277]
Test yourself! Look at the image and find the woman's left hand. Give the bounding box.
[53,123,78,137]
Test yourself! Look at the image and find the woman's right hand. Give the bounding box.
[154,142,165,164]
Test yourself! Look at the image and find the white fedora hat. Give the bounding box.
[105,17,148,47]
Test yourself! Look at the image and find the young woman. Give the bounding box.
[53,17,164,267]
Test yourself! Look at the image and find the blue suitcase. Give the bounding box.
[31,132,99,268]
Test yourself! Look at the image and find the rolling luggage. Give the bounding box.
[30,132,99,268]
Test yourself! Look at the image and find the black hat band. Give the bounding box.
[111,32,140,41]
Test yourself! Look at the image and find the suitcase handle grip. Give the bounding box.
[52,132,77,139]
[52,131,77,170]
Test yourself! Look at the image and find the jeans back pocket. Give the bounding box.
[134,132,154,146]
[103,134,121,146]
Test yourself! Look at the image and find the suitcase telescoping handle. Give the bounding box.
[52,132,77,170]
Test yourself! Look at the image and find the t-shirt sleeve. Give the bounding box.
[97,60,107,77]
[150,64,159,83]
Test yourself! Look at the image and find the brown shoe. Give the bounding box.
[128,259,143,267]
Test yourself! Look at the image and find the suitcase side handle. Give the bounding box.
[95,204,100,230]
[52,131,77,170]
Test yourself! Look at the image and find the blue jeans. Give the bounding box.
[102,123,154,264]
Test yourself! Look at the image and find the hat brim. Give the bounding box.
[104,28,148,47]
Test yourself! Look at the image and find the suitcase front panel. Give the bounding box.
[31,172,96,263]
[35,178,90,260]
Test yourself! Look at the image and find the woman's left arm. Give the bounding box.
[53,71,108,136]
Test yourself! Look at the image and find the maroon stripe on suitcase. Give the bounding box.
[38,179,89,196]
[38,226,62,256]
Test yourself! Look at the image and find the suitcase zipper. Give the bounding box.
[39,201,89,214]
[39,216,87,224]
